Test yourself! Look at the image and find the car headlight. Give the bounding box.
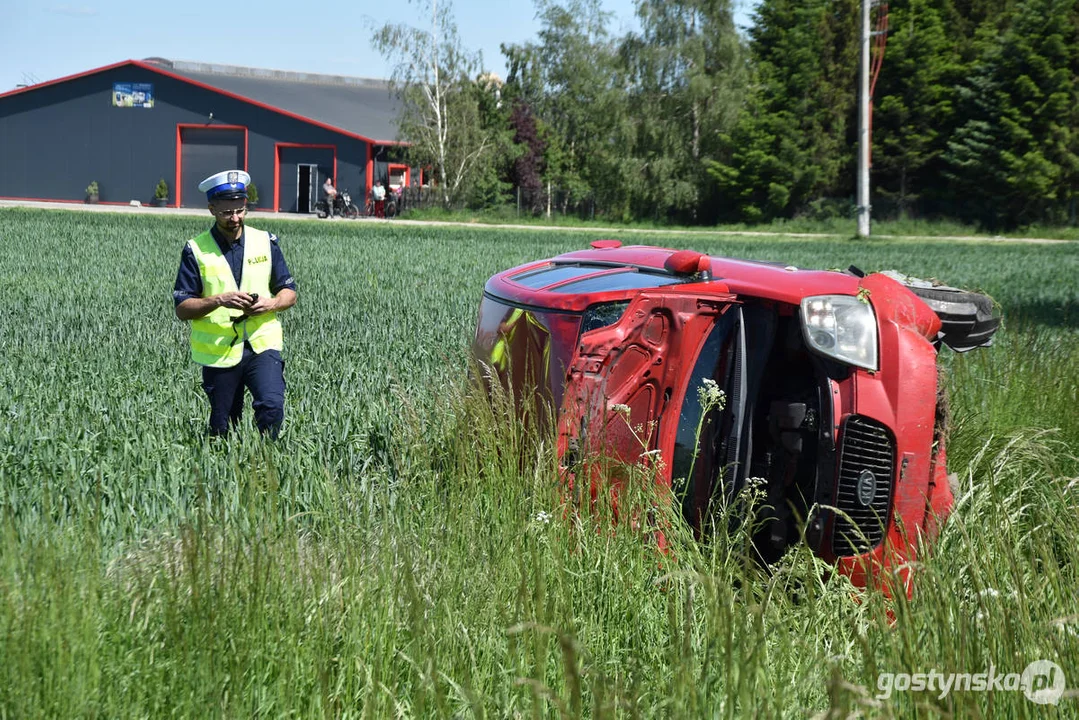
[800,295,878,370]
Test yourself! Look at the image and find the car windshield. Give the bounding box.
[551,269,685,294]
[472,294,583,414]
[510,264,601,289]
[510,263,685,293]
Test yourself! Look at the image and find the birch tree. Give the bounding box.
[374,0,493,206]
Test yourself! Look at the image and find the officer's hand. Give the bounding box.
[248,295,277,315]
[217,291,253,310]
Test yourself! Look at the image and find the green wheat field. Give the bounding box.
[0,208,1076,718]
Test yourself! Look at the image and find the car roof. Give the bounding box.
[484,243,863,311]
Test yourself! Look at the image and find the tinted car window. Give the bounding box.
[552,270,684,294]
[510,264,603,289]
[671,309,738,489]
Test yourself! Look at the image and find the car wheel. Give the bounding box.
[883,272,1001,352]
[912,285,1000,352]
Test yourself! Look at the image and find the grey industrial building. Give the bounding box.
[0,58,411,212]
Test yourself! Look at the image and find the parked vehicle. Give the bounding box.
[316,189,360,219]
[471,240,1000,594]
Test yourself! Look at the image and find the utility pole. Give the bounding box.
[857,0,872,238]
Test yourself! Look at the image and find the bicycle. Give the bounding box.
[364,195,397,219]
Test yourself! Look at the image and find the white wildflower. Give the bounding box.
[698,378,726,410]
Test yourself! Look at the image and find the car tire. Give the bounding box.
[883,272,1001,352]
[910,285,1000,352]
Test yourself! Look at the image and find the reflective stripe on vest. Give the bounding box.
[187,227,283,367]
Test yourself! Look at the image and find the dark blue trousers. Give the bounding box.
[201,344,286,438]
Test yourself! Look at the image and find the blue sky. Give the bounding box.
[1,1,758,94]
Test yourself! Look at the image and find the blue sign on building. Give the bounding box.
[112,83,154,108]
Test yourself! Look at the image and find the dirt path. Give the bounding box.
[2,199,1073,245]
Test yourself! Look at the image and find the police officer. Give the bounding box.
[173,170,298,438]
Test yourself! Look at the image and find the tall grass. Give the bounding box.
[0,208,1076,716]
[2,376,1074,717]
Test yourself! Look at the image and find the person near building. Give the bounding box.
[322,175,338,218]
[385,180,399,217]
[173,170,298,438]
[372,180,386,218]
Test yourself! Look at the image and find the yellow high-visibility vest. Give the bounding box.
[187,228,283,367]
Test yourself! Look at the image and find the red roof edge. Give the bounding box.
[0,58,409,148]
[0,59,136,101]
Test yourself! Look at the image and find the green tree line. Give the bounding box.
[379,0,1079,229]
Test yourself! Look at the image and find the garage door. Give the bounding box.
[179,128,246,208]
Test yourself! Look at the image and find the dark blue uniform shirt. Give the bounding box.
[173,226,297,307]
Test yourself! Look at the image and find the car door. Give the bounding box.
[556,288,737,519]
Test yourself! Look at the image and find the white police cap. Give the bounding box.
[198,169,251,200]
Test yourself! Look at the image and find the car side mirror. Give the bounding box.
[665,250,712,281]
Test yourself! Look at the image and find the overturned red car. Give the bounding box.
[472,241,999,591]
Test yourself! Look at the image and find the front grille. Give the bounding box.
[832,415,895,556]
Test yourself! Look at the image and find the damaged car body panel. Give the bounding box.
[557,290,733,517]
[472,242,998,594]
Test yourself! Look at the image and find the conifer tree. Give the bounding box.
[709,0,859,221]
[873,0,964,217]
[944,0,1079,227]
